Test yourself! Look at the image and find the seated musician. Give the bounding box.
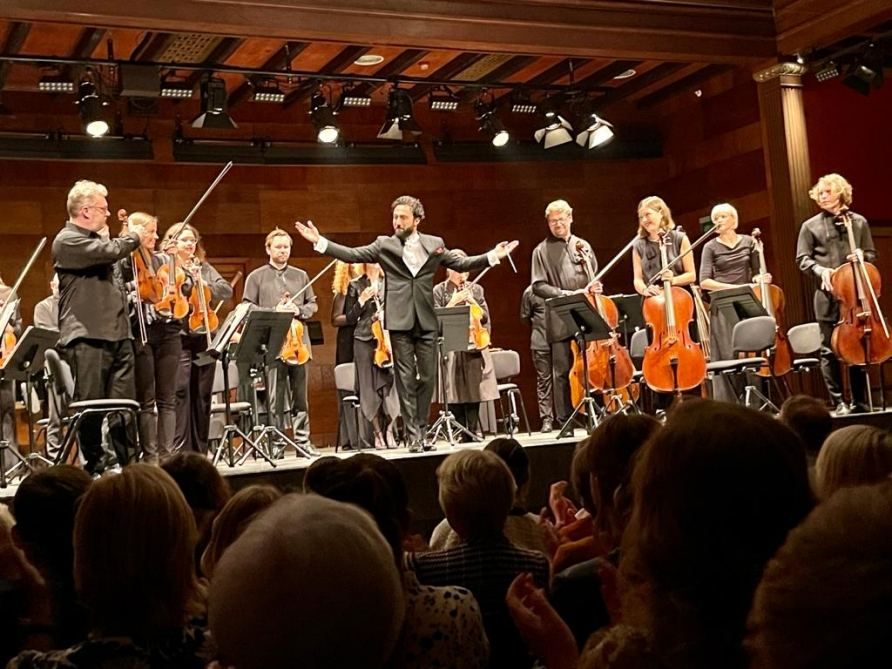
[344,263,400,450]
[432,254,499,440]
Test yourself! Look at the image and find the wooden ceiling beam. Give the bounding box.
[775,0,892,55]
[228,39,308,107]
[349,48,427,97]
[636,64,735,108]
[0,0,776,63]
[407,52,489,101]
[183,36,245,88]
[0,21,30,90]
[575,60,643,89]
[71,27,106,58]
[281,44,372,108]
[596,62,690,108]
[456,55,538,102]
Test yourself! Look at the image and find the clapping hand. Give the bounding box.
[506,572,578,669]
[294,219,321,244]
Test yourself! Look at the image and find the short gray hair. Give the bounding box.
[437,450,515,538]
[711,202,738,222]
[67,180,108,219]
[545,199,573,219]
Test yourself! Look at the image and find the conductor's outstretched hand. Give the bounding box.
[294,220,320,244]
[494,240,519,259]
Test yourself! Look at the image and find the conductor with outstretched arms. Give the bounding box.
[295,195,518,452]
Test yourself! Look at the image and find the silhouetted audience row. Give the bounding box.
[1,397,892,669]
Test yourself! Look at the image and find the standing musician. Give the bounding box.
[344,263,399,449]
[331,261,362,450]
[119,212,182,463]
[33,274,59,331]
[433,253,500,440]
[698,203,765,403]
[52,180,149,474]
[530,199,601,427]
[33,274,61,458]
[0,274,22,464]
[242,228,317,449]
[520,285,554,432]
[632,196,696,298]
[165,222,233,453]
[294,195,517,453]
[796,173,874,414]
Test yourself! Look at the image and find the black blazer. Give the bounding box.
[322,233,491,332]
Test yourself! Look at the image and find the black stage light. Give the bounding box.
[192,73,237,129]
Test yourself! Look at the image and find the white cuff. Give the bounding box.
[486,250,500,267]
[314,237,329,253]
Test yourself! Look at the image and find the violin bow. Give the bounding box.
[286,258,339,306]
[0,237,46,339]
[646,225,718,286]
[167,161,233,241]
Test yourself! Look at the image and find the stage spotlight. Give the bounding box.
[337,89,372,108]
[576,111,615,149]
[842,47,884,96]
[160,77,193,99]
[428,88,460,111]
[475,99,509,147]
[251,79,285,103]
[191,73,237,129]
[377,88,422,141]
[534,98,573,149]
[77,81,109,138]
[510,90,538,114]
[814,60,840,82]
[310,91,340,144]
[39,73,75,93]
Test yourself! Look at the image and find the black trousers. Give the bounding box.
[819,319,867,405]
[532,348,555,423]
[268,360,310,446]
[390,325,436,443]
[551,340,574,423]
[175,334,215,454]
[64,338,136,472]
[134,325,182,459]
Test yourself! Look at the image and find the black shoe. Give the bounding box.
[422,441,436,452]
[833,402,852,416]
[408,440,422,453]
[540,420,553,433]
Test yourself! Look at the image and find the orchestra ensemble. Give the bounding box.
[0,172,882,474]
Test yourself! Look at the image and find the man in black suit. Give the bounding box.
[295,195,517,452]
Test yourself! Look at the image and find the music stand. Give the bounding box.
[0,326,58,485]
[427,306,479,446]
[547,294,613,439]
[610,293,645,348]
[710,286,769,320]
[234,309,318,459]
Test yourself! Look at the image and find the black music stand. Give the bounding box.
[0,326,58,485]
[610,293,645,348]
[234,309,318,459]
[710,286,768,320]
[547,294,613,439]
[427,306,479,446]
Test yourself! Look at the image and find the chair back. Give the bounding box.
[630,328,649,358]
[732,316,777,354]
[212,360,241,394]
[334,363,357,392]
[787,322,822,355]
[43,348,74,400]
[491,350,520,380]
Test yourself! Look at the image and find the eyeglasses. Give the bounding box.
[84,205,110,215]
[548,216,570,225]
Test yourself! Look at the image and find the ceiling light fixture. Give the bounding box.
[377,88,422,141]
[251,78,285,103]
[77,80,109,138]
[428,87,460,111]
[575,110,615,149]
[510,90,538,114]
[160,75,193,99]
[39,73,75,93]
[310,90,340,144]
[191,73,237,129]
[475,98,510,147]
[534,97,573,149]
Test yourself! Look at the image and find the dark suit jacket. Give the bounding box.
[322,233,491,332]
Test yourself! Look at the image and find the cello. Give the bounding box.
[829,211,892,368]
[641,232,707,394]
[751,228,793,377]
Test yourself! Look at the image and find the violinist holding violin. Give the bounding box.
[344,263,399,449]
[530,199,601,426]
[0,273,22,465]
[164,222,233,453]
[242,228,316,449]
[796,173,875,414]
[433,253,499,440]
[118,211,182,463]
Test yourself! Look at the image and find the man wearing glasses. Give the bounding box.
[530,200,600,428]
[52,180,150,474]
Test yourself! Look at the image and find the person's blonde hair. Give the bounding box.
[710,203,738,224]
[66,180,108,219]
[545,199,573,220]
[436,450,516,538]
[815,425,892,499]
[127,211,158,230]
[265,227,293,248]
[163,222,206,262]
[74,464,202,638]
[637,195,676,237]
[809,173,853,207]
[332,261,363,295]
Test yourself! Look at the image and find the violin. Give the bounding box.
[571,241,634,393]
[641,232,707,394]
[751,228,792,377]
[186,260,219,344]
[454,281,491,351]
[371,291,393,369]
[278,292,311,366]
[155,237,189,320]
[0,306,15,366]
[829,212,892,366]
[118,209,164,304]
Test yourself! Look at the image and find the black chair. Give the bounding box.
[491,349,531,437]
[334,362,361,452]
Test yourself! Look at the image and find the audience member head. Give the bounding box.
[161,452,231,560]
[303,453,410,566]
[620,400,812,668]
[12,466,92,580]
[209,494,404,669]
[779,394,833,458]
[814,425,892,499]
[437,450,515,540]
[485,437,531,506]
[74,464,201,639]
[302,455,342,493]
[748,481,892,669]
[582,414,661,547]
[201,484,283,579]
